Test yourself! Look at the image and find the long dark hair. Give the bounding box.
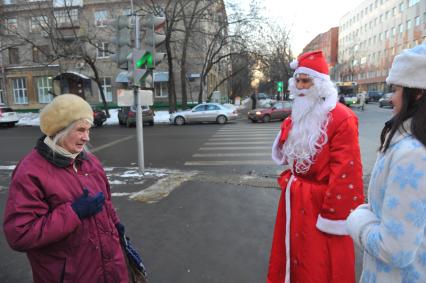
[380,87,426,153]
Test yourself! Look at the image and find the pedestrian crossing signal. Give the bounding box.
[277,81,283,92]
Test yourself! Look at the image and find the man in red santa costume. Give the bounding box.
[267,50,365,283]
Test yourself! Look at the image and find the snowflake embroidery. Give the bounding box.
[405,200,426,228]
[371,198,382,219]
[366,230,381,257]
[386,197,400,210]
[392,164,424,191]
[375,258,392,273]
[415,232,423,245]
[391,251,415,267]
[418,252,426,266]
[371,155,386,180]
[402,265,420,283]
[384,219,405,239]
[409,139,423,149]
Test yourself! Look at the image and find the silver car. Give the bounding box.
[0,105,19,127]
[170,103,238,125]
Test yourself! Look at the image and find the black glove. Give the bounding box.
[71,189,105,220]
[116,222,125,238]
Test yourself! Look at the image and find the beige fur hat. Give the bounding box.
[40,94,93,136]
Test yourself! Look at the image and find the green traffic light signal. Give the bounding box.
[136,52,153,69]
[277,81,283,92]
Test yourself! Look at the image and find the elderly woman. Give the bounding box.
[3,94,128,282]
[347,44,426,282]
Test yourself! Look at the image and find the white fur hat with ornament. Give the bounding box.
[290,50,330,81]
[386,43,426,89]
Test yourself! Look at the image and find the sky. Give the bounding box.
[236,0,366,55]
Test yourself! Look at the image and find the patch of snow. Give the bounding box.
[0,165,16,170]
[109,180,126,185]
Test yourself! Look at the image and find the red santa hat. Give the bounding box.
[290,50,330,81]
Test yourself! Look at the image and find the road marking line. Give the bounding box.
[205,141,271,145]
[91,135,134,153]
[184,160,276,166]
[199,146,271,150]
[193,152,269,157]
[209,137,273,141]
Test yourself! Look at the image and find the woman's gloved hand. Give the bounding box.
[71,189,105,219]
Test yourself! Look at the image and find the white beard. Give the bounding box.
[282,77,332,174]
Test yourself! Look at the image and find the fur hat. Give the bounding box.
[386,43,426,89]
[40,94,93,136]
[290,50,330,81]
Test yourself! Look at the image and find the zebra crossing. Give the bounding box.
[184,122,282,166]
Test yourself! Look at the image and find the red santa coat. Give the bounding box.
[267,103,364,283]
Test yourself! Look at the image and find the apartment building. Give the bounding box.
[302,27,339,80]
[0,0,229,110]
[337,0,426,92]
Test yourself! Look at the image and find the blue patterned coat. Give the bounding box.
[347,121,426,283]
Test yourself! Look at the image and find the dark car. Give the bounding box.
[118,105,154,127]
[248,101,292,123]
[379,92,393,108]
[92,107,107,127]
[365,91,383,103]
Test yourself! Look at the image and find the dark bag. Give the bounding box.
[121,235,148,283]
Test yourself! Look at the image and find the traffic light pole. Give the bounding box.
[134,14,145,174]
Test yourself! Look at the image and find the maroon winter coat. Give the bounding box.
[3,138,128,283]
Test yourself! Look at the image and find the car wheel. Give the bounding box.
[262,115,271,123]
[174,116,185,125]
[216,115,227,124]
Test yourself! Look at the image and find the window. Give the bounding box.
[54,9,78,25]
[33,45,50,63]
[95,10,108,27]
[399,24,404,33]
[100,77,112,102]
[392,7,396,15]
[96,42,109,58]
[12,78,28,104]
[8,48,19,64]
[122,8,132,16]
[155,82,168,97]
[406,20,412,30]
[0,79,3,104]
[399,2,405,12]
[415,16,420,26]
[3,0,16,4]
[53,0,82,7]
[392,27,396,36]
[408,0,420,7]
[6,18,17,34]
[36,77,53,103]
[30,16,48,33]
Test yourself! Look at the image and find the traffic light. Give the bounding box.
[141,15,166,68]
[109,15,131,69]
[127,49,149,85]
[277,81,283,92]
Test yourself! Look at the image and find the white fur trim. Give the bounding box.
[316,215,349,235]
[271,129,288,165]
[294,67,330,81]
[346,204,379,247]
[386,43,426,89]
[290,59,299,70]
[284,175,295,283]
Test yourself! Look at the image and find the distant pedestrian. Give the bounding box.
[3,94,129,283]
[276,93,281,101]
[269,50,364,283]
[347,43,426,283]
[251,92,257,109]
[358,91,366,111]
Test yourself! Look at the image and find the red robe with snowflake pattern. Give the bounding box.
[267,103,364,283]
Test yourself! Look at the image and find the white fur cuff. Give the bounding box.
[346,204,379,247]
[316,215,348,235]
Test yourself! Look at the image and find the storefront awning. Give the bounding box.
[53,71,91,80]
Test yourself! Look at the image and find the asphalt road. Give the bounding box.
[0,102,392,283]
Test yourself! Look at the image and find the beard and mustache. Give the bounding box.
[282,77,334,174]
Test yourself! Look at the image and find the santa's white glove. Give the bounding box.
[346,204,380,248]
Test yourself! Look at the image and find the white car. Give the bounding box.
[170,103,238,125]
[0,105,19,127]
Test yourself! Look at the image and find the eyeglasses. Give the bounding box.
[295,78,313,84]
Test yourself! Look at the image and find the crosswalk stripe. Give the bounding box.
[204,141,271,145]
[208,137,274,141]
[184,160,276,166]
[193,153,269,157]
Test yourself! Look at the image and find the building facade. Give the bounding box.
[303,27,339,80]
[0,0,229,110]
[337,0,426,92]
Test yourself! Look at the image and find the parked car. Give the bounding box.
[170,103,238,125]
[92,107,107,127]
[257,93,270,100]
[0,105,19,127]
[248,101,292,123]
[379,92,393,108]
[118,105,154,127]
[365,91,383,103]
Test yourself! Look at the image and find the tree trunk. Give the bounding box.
[87,60,110,118]
[166,37,177,113]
